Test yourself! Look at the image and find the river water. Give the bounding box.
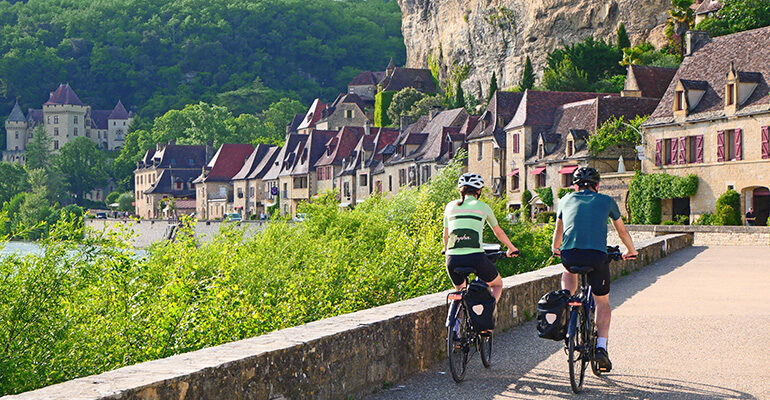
[0,241,44,257]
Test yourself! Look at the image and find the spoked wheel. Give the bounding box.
[447,304,468,382]
[586,305,601,377]
[479,332,492,368]
[568,310,588,393]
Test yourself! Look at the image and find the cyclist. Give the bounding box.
[551,167,637,372]
[443,173,519,303]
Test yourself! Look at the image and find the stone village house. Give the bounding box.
[231,144,280,218]
[193,143,254,220]
[642,28,770,225]
[338,127,400,206]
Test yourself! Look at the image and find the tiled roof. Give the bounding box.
[695,0,721,14]
[286,113,305,134]
[43,83,85,106]
[7,101,25,122]
[27,109,43,124]
[138,143,208,170]
[290,130,336,176]
[90,110,112,130]
[646,26,770,126]
[297,99,326,131]
[108,100,129,119]
[388,108,469,165]
[625,65,678,99]
[467,91,524,142]
[232,144,277,180]
[144,169,199,196]
[315,126,365,167]
[199,143,255,182]
[349,71,383,86]
[380,67,437,93]
[680,79,708,90]
[322,93,367,119]
[506,90,612,130]
[264,133,307,181]
[246,146,281,180]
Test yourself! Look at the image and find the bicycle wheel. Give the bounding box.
[479,332,492,368]
[567,309,587,393]
[447,303,468,382]
[587,305,601,377]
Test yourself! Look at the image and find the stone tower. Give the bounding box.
[5,101,27,152]
[42,83,88,151]
[107,100,131,150]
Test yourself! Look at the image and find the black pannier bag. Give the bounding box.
[536,289,570,340]
[464,279,496,331]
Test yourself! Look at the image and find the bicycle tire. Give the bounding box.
[568,309,587,393]
[447,303,468,382]
[479,333,492,368]
[587,305,601,377]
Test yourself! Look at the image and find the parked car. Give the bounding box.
[293,213,307,222]
[224,212,242,222]
[95,212,107,219]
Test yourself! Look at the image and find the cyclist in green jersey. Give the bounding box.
[443,173,519,302]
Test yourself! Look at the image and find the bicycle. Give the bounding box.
[445,244,515,383]
[563,245,631,393]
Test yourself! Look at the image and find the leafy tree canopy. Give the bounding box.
[617,23,632,49]
[622,42,681,68]
[0,162,27,206]
[546,36,624,84]
[54,137,108,204]
[387,88,427,124]
[587,115,648,156]
[696,0,770,37]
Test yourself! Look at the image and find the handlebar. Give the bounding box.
[607,245,635,261]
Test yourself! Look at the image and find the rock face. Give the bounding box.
[397,0,672,98]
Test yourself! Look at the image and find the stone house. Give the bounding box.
[314,126,366,199]
[379,58,437,94]
[314,94,371,131]
[336,127,399,206]
[466,91,524,196]
[642,28,770,225]
[277,130,336,216]
[231,144,280,218]
[694,0,722,25]
[504,90,611,209]
[3,84,132,164]
[134,142,209,219]
[296,98,326,135]
[193,143,254,220]
[347,70,385,101]
[261,133,308,216]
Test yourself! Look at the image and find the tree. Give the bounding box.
[545,36,624,84]
[0,162,27,205]
[387,88,427,124]
[408,95,443,118]
[106,191,120,205]
[622,42,681,68]
[25,126,51,170]
[55,138,108,204]
[665,0,695,58]
[542,57,590,92]
[454,82,465,109]
[254,98,306,145]
[487,72,498,101]
[696,0,770,37]
[117,192,134,212]
[215,77,286,116]
[617,23,631,49]
[520,56,535,90]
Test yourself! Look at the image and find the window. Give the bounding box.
[687,136,697,163]
[177,182,183,190]
[389,175,393,192]
[237,188,243,198]
[376,181,382,193]
[537,171,546,188]
[538,143,544,159]
[511,173,519,191]
[422,165,431,183]
[74,116,78,124]
[54,116,59,124]
[360,174,367,186]
[566,139,574,157]
[562,173,572,187]
[345,109,353,119]
[74,127,78,136]
[47,116,50,124]
[86,131,91,138]
[282,183,288,198]
[477,142,483,160]
[54,140,59,150]
[726,84,735,105]
[54,128,59,136]
[675,91,685,111]
[398,169,406,186]
[662,139,672,164]
[343,182,350,197]
[513,133,520,153]
[14,132,18,139]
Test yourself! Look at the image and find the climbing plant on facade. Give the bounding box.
[627,172,698,224]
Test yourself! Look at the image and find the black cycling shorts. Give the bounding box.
[446,252,499,286]
[560,249,611,296]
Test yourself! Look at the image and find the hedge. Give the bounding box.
[627,172,698,224]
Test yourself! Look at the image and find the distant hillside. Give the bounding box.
[0,0,405,120]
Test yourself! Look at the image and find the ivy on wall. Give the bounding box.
[627,172,698,224]
[587,115,647,156]
[374,91,396,127]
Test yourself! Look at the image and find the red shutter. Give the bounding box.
[717,130,725,162]
[734,128,742,160]
[655,139,662,166]
[762,126,769,159]
[678,137,687,164]
[670,138,678,165]
[696,135,704,163]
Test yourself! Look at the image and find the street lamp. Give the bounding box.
[620,121,645,171]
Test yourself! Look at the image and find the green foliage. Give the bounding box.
[588,115,648,156]
[627,172,699,224]
[0,162,27,206]
[696,0,770,37]
[374,91,396,127]
[484,7,516,30]
[665,0,695,57]
[535,187,554,208]
[454,82,465,110]
[715,189,742,225]
[693,213,715,225]
[521,189,532,220]
[520,56,535,90]
[536,211,557,223]
[544,36,624,90]
[487,72,498,102]
[0,154,557,395]
[54,138,108,204]
[24,126,51,171]
[542,57,590,92]
[117,193,134,212]
[0,0,405,119]
[408,95,443,119]
[387,88,427,125]
[557,188,574,199]
[622,42,681,68]
[106,191,120,205]
[215,77,290,116]
[617,23,632,49]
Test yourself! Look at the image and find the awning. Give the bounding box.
[507,168,519,177]
[529,166,546,175]
[558,165,579,175]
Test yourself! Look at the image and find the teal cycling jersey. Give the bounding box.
[557,190,621,253]
[443,196,499,255]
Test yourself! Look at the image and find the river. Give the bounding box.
[1,241,146,259]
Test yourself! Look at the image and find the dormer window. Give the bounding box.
[538,142,544,159]
[675,90,685,111]
[566,139,574,157]
[726,84,735,105]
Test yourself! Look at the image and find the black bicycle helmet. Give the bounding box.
[572,167,600,186]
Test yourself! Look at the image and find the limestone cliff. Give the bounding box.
[397,0,672,98]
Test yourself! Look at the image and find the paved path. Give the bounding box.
[366,246,770,400]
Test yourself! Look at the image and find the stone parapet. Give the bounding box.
[613,224,770,246]
[4,234,692,400]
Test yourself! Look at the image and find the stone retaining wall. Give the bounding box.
[618,224,770,246]
[5,233,692,400]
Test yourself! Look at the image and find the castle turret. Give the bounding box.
[42,83,88,151]
[5,101,27,151]
[107,100,131,151]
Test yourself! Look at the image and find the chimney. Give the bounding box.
[364,120,370,136]
[685,30,711,56]
[399,115,414,132]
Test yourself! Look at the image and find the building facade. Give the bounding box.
[193,143,255,220]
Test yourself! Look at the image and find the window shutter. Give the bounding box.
[655,139,662,166]
[717,130,725,162]
[670,138,678,165]
[762,126,769,159]
[734,128,742,160]
[696,135,704,163]
[678,137,686,164]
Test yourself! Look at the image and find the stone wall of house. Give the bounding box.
[12,234,692,400]
[467,138,498,191]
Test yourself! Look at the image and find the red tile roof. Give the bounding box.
[349,71,383,86]
[200,143,255,182]
[315,126,365,167]
[380,68,437,93]
[44,84,85,106]
[505,90,613,130]
[467,91,524,144]
[625,65,678,100]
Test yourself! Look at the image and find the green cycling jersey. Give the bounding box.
[443,196,499,255]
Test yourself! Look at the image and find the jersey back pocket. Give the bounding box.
[448,228,480,250]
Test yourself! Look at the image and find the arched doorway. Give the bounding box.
[753,187,770,226]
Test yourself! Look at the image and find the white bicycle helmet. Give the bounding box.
[457,173,484,189]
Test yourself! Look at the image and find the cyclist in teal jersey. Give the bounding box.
[443,173,519,302]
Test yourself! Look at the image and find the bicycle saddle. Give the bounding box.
[453,267,476,276]
[567,265,594,274]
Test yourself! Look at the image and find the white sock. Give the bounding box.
[597,337,608,350]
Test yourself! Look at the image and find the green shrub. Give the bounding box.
[557,188,574,199]
[661,220,677,225]
[117,192,134,212]
[105,191,120,205]
[535,187,554,208]
[521,189,533,221]
[536,211,557,223]
[694,213,714,225]
[714,189,741,225]
[627,172,698,224]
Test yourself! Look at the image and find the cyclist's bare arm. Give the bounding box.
[611,218,638,259]
[552,217,564,255]
[491,225,519,257]
[443,227,449,253]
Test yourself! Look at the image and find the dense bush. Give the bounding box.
[374,91,396,127]
[715,189,742,225]
[536,211,557,223]
[557,188,574,199]
[0,156,555,395]
[535,187,554,208]
[696,0,770,37]
[627,172,698,224]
